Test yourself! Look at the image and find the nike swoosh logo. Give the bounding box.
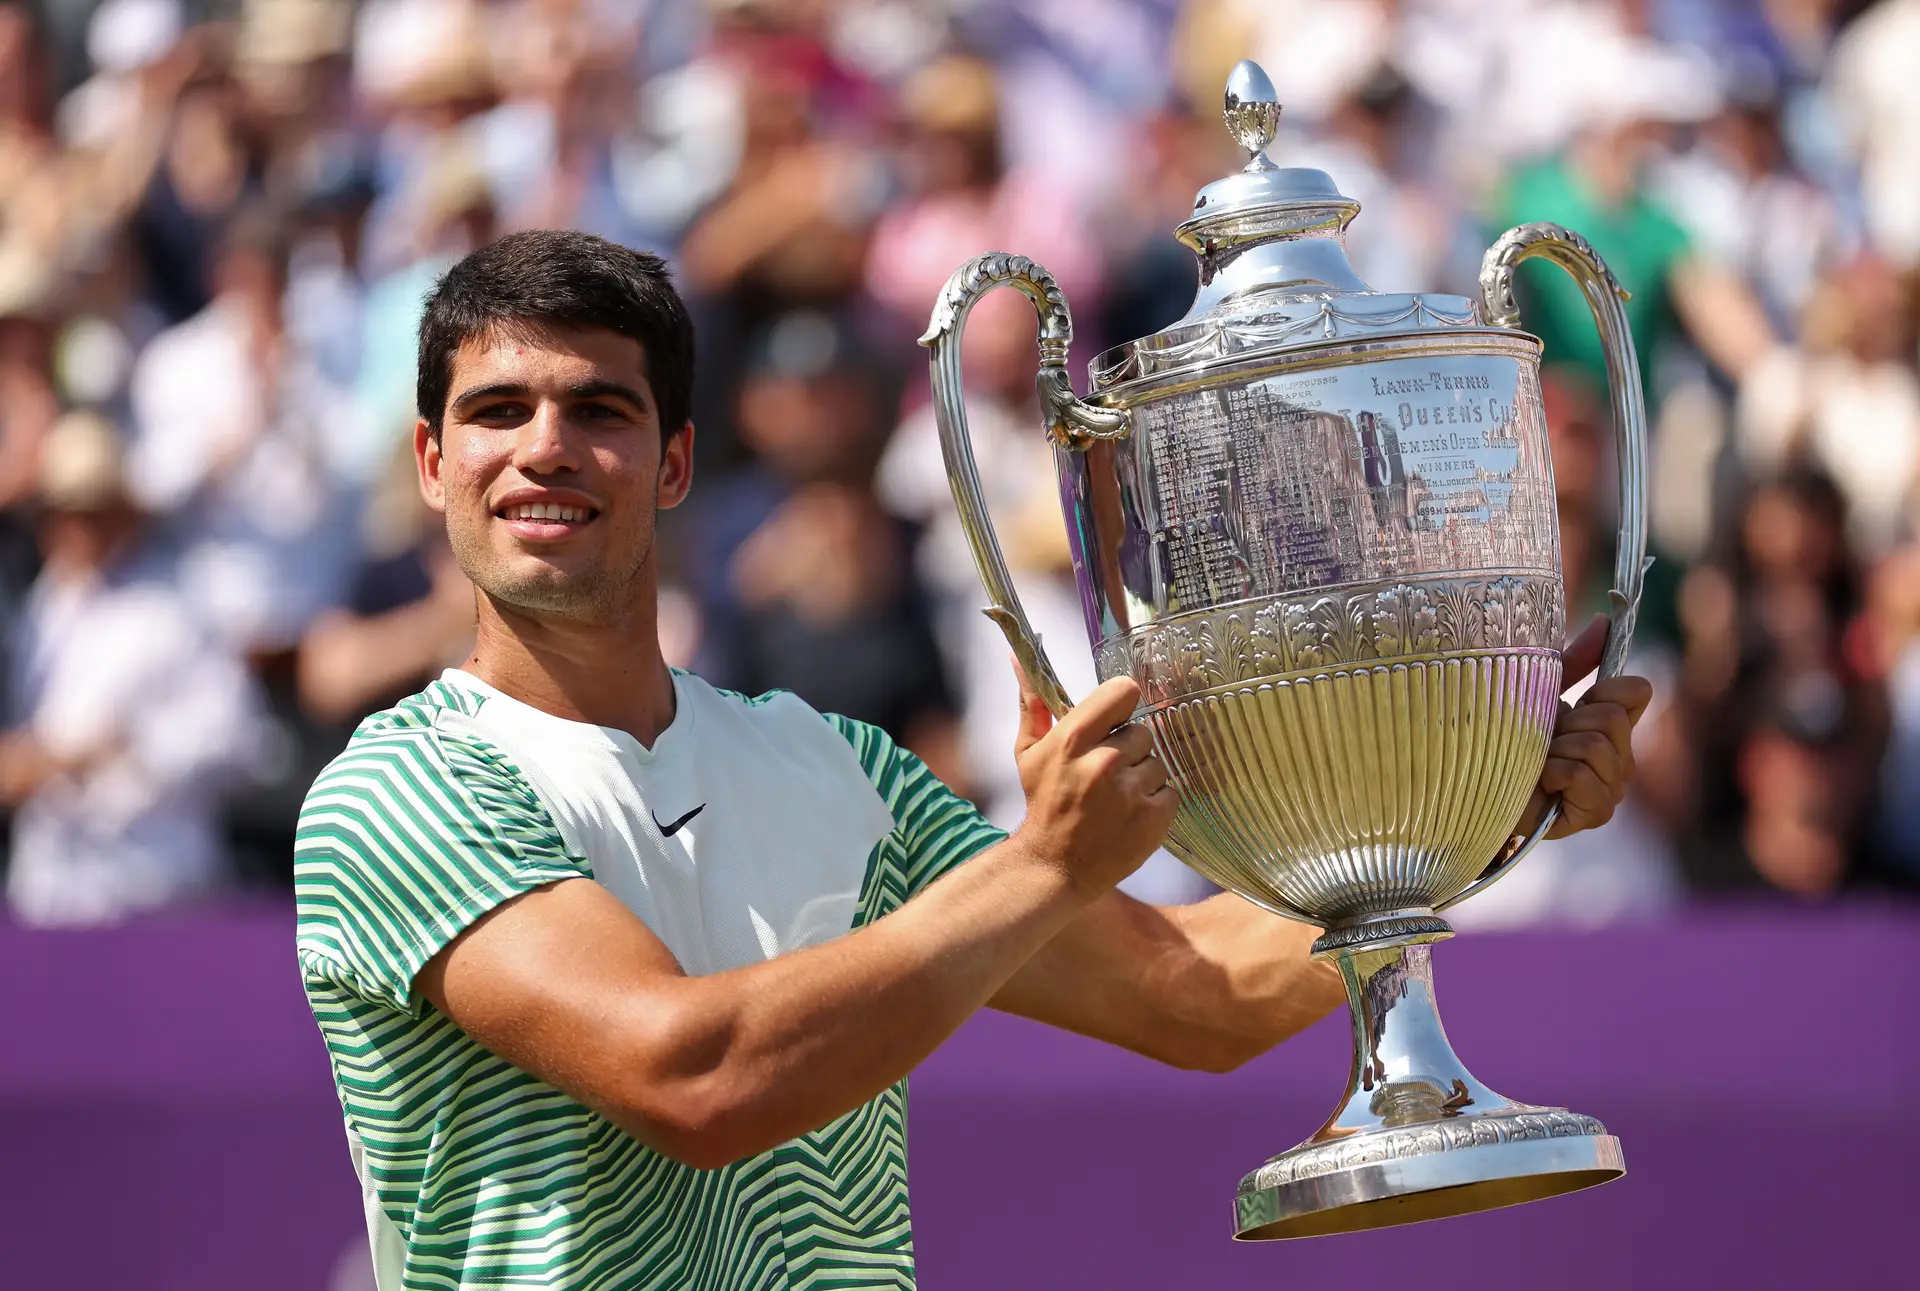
[653,804,706,837]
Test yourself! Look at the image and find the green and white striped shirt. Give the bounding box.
[296,671,1003,1290]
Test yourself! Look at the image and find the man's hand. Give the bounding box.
[1010,662,1180,896]
[1523,614,1656,839]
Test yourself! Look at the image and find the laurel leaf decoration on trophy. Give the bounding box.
[1433,582,1471,652]
[1480,221,1629,330]
[1409,587,1441,653]
[1339,593,1374,662]
[1187,615,1229,689]
[1483,576,1519,648]
[1318,597,1356,666]
[1249,603,1287,674]
[1090,295,1485,386]
[1218,611,1255,684]
[1517,577,1562,650]
[1371,584,1407,659]
[1105,574,1565,706]
[1143,626,1178,705]
[1511,576,1539,647]
[920,250,1066,349]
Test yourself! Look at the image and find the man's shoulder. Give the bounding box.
[295,677,581,1004]
[297,677,534,849]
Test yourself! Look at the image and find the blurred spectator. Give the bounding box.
[127,203,358,655]
[684,308,960,781]
[1096,103,1236,347]
[1736,253,1920,552]
[0,315,58,612]
[1653,77,1853,337]
[298,453,475,727]
[1490,82,1777,405]
[1674,466,1885,895]
[1285,65,1480,293]
[1864,540,1920,886]
[678,19,888,471]
[1827,0,1920,267]
[2,410,258,925]
[353,141,494,482]
[864,53,1101,331]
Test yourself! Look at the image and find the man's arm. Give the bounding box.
[415,676,1177,1171]
[989,887,1344,1073]
[990,615,1654,1073]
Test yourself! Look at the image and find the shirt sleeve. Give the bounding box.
[826,713,1006,899]
[294,721,591,1015]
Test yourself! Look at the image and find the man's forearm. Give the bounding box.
[1160,894,1346,1065]
[601,838,1095,1166]
[992,890,1345,1074]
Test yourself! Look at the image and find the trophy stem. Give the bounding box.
[1233,942,1625,1240]
[1328,943,1503,1131]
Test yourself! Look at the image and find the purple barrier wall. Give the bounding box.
[1,902,1913,1289]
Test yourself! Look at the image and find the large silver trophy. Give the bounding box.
[920,61,1648,1239]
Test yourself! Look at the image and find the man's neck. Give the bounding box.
[461,594,678,749]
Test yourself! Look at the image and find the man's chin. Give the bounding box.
[474,554,641,623]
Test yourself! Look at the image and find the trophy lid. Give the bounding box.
[1177,61,1361,257]
[1089,60,1482,397]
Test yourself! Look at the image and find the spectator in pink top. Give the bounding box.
[864,54,1102,335]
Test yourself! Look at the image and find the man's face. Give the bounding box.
[417,324,692,625]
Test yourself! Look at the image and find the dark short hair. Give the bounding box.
[416,229,695,439]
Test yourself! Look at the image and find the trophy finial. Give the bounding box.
[1223,60,1281,171]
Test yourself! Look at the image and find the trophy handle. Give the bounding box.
[919,252,1130,719]
[1439,223,1653,912]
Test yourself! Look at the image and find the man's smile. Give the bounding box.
[492,489,603,542]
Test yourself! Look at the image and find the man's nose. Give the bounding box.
[513,403,579,474]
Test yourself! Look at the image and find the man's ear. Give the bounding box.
[416,418,447,513]
[658,422,695,511]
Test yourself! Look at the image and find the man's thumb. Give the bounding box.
[1011,652,1054,755]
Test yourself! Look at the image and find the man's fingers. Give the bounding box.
[1057,675,1142,749]
[1559,612,1610,691]
[1544,729,1623,792]
[1104,721,1157,766]
[1117,749,1171,797]
[1011,653,1054,756]
[1540,756,1617,832]
[1579,674,1654,724]
[1515,786,1551,837]
[1552,701,1637,780]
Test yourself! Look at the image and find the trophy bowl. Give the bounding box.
[920,60,1647,1239]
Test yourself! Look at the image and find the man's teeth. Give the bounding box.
[505,503,590,522]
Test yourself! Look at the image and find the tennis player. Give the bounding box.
[296,230,1651,1291]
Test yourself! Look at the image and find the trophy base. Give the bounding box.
[1233,1108,1623,1240]
[1233,940,1625,1240]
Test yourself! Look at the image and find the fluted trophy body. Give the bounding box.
[919,60,1646,1240]
[1066,333,1565,947]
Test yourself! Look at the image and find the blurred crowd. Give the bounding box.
[0,0,1916,927]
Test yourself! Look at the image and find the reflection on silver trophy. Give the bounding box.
[920,60,1649,1239]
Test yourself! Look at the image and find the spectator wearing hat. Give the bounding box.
[0,409,259,925]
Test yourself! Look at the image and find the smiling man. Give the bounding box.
[294,230,1652,1291]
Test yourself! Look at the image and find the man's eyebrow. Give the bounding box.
[567,380,652,410]
[450,382,531,409]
